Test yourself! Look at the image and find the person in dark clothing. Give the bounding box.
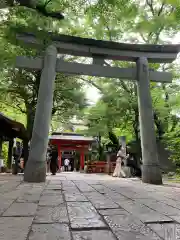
[13,141,22,173]
[49,146,59,175]
[13,142,21,160]
[19,143,24,173]
[126,147,142,177]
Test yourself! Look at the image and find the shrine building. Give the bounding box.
[49,132,95,170]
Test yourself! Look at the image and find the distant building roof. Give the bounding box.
[0,112,27,140]
[49,132,94,142]
[52,132,84,136]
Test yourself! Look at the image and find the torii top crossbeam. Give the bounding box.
[16,32,180,63]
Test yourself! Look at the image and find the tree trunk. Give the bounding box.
[26,108,35,140]
[108,131,119,148]
[23,139,29,169]
[133,107,139,143]
[23,108,35,166]
[153,112,165,140]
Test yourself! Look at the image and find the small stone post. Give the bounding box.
[136,57,162,184]
[106,153,111,175]
[24,45,57,182]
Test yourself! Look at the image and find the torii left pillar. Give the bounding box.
[24,45,57,182]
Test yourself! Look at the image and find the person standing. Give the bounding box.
[49,146,58,175]
[13,141,22,173]
[19,142,24,173]
[113,146,129,178]
[64,158,70,172]
[46,145,51,173]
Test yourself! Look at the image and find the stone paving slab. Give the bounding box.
[62,187,81,193]
[116,199,176,223]
[73,181,96,192]
[2,173,180,239]
[158,198,180,210]
[169,215,180,223]
[64,192,88,202]
[148,223,180,239]
[39,194,64,206]
[104,214,162,239]
[61,179,75,184]
[45,184,62,190]
[34,205,69,223]
[16,193,41,203]
[0,190,25,199]
[48,175,66,180]
[84,192,119,209]
[30,186,45,193]
[28,223,71,240]
[42,189,62,195]
[62,181,80,189]
[142,201,180,216]
[3,202,38,217]
[0,217,33,240]
[119,201,169,220]
[104,192,133,203]
[16,184,33,190]
[72,230,116,240]
[98,208,128,216]
[48,180,62,184]
[0,183,21,193]
[138,214,173,224]
[83,181,102,185]
[90,184,110,194]
[67,201,106,229]
[0,199,14,215]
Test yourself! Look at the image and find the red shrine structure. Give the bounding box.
[49,132,94,170]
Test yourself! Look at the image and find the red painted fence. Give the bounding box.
[86,161,116,174]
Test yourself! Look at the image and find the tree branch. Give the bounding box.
[140,33,148,43]
[0,99,26,114]
[146,0,155,16]
[158,1,165,16]
[104,61,131,94]
[44,0,53,7]
[79,77,104,93]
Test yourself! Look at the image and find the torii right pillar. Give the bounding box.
[137,57,162,185]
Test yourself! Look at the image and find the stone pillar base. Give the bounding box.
[142,165,162,185]
[24,160,46,183]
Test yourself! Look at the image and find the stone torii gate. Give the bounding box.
[15,32,180,184]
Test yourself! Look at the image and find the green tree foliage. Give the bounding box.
[73,0,180,162]
[0,6,87,139]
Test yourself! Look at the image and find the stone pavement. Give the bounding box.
[1,173,180,239]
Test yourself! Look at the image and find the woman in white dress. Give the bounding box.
[113,146,129,178]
